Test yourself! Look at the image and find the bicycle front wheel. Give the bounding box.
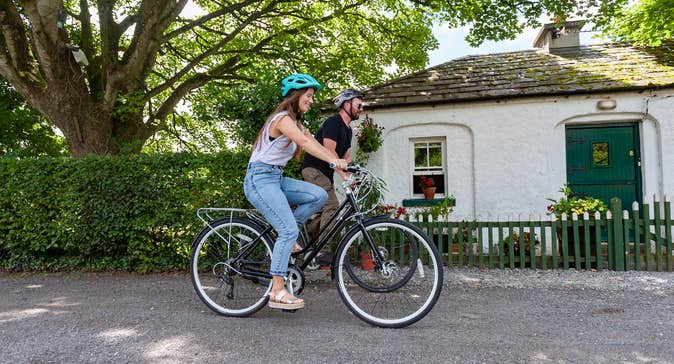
[335,217,443,328]
[190,216,273,317]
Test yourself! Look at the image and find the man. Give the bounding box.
[300,89,364,264]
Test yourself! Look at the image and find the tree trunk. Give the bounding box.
[27,84,150,157]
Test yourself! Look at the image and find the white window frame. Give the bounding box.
[410,137,446,198]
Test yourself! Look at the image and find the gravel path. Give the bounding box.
[1,269,672,364]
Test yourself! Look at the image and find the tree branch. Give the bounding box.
[149,69,251,131]
[0,0,36,79]
[145,0,281,100]
[164,0,262,40]
[118,13,139,34]
[119,0,187,82]
[98,0,118,66]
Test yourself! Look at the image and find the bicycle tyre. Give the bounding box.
[190,216,273,317]
[334,217,443,328]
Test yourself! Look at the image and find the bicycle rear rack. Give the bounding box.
[196,208,254,225]
[196,208,269,245]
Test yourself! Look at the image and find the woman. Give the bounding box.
[244,73,348,310]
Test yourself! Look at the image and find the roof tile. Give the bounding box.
[365,43,674,108]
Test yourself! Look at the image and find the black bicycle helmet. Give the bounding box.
[333,89,364,108]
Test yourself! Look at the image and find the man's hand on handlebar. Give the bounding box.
[329,159,348,170]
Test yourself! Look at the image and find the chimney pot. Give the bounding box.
[533,20,585,52]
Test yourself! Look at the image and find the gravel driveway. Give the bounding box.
[1,269,672,364]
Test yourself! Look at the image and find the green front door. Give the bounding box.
[566,124,642,211]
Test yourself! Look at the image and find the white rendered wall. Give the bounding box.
[357,90,674,218]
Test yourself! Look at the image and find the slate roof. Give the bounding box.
[364,42,674,109]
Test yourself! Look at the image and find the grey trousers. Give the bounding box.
[301,167,339,248]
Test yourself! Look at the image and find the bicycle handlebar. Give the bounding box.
[329,162,361,173]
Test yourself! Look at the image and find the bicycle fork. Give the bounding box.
[354,217,386,269]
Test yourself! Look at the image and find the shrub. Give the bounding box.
[0,151,275,272]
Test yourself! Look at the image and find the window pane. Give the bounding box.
[428,146,442,167]
[414,146,426,168]
[592,142,609,166]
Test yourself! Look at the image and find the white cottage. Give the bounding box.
[359,21,674,218]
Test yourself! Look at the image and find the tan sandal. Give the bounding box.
[292,242,303,254]
[268,289,304,309]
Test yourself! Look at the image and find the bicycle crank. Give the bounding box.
[285,264,305,296]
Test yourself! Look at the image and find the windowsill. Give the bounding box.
[402,198,456,207]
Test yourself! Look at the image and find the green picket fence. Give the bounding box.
[405,197,674,271]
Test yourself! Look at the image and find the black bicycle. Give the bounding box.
[189,164,443,328]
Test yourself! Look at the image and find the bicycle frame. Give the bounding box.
[230,180,383,279]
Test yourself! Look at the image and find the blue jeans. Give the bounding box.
[244,162,328,276]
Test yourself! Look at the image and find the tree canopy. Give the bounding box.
[0,0,628,156]
[597,0,674,45]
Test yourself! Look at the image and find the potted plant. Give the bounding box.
[355,115,384,165]
[418,174,436,200]
[546,184,607,264]
[451,224,480,255]
[500,231,541,267]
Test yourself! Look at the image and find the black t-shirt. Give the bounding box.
[301,114,352,181]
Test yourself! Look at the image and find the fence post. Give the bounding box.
[610,198,625,271]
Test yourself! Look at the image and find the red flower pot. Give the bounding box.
[360,252,375,270]
[423,187,436,200]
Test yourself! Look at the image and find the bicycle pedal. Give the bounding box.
[282,309,297,313]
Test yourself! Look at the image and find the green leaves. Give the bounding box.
[598,0,674,45]
[546,184,608,220]
[2,0,630,155]
[0,152,254,272]
[0,78,68,157]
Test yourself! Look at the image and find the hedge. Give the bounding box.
[0,152,301,272]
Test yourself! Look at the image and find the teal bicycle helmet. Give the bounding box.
[281,73,322,96]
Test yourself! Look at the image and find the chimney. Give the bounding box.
[533,20,585,52]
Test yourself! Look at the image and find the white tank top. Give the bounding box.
[249,111,299,166]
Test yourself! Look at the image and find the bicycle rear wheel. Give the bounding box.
[190,216,273,317]
[335,217,443,328]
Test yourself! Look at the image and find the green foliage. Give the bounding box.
[2,1,629,156]
[413,196,456,220]
[598,0,674,45]
[0,152,254,272]
[0,78,68,157]
[151,66,328,152]
[425,0,628,46]
[546,184,608,219]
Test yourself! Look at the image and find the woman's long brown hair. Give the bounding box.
[252,88,308,151]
